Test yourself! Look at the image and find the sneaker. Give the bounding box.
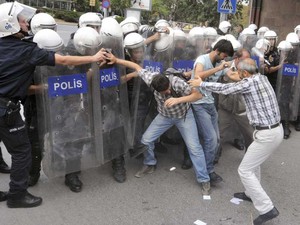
[135,165,156,178]
[201,181,211,195]
[253,207,279,225]
[209,172,223,184]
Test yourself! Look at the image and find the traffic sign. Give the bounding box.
[217,0,237,14]
[102,0,110,9]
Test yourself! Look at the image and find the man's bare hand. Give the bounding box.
[188,77,203,87]
[164,98,180,107]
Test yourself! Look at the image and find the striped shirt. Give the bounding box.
[138,69,191,118]
[200,73,281,126]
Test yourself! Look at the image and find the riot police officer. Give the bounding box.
[0,1,106,207]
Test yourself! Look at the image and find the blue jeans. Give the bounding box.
[141,109,210,183]
[192,103,219,174]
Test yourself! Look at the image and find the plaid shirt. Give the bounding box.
[138,69,191,118]
[200,73,281,126]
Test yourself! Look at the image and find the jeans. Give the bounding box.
[192,103,219,174]
[238,125,283,214]
[141,109,210,183]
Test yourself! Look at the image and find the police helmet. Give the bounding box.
[286,32,300,45]
[264,30,277,39]
[257,26,269,39]
[154,29,173,52]
[0,1,36,38]
[124,32,144,49]
[277,40,293,51]
[120,17,140,36]
[173,29,186,41]
[188,27,204,38]
[294,25,300,35]
[204,27,218,36]
[218,21,231,34]
[74,27,102,55]
[154,19,170,29]
[33,29,64,52]
[31,13,57,35]
[248,24,258,31]
[255,39,271,54]
[79,12,101,33]
[100,17,123,38]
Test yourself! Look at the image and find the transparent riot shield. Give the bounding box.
[124,45,154,157]
[34,53,98,178]
[276,45,300,121]
[172,29,195,74]
[239,33,258,52]
[92,35,132,163]
[144,30,174,73]
[187,27,205,59]
[203,27,219,54]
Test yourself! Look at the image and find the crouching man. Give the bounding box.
[105,52,211,195]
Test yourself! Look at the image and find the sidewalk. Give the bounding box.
[0,128,299,225]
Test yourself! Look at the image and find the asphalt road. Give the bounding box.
[0,124,300,225]
[0,23,299,225]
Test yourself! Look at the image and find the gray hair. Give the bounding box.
[238,58,258,74]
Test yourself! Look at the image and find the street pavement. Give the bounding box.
[1,22,299,225]
[0,124,300,225]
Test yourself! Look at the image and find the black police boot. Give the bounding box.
[28,154,42,187]
[7,191,42,208]
[112,155,126,183]
[65,172,82,193]
[295,116,300,131]
[0,158,10,174]
[233,139,245,150]
[181,146,192,170]
[282,120,291,139]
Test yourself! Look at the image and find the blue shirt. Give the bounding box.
[0,36,55,101]
[192,54,225,104]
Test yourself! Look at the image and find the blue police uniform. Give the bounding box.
[0,36,55,199]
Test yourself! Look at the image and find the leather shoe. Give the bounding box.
[181,157,193,170]
[7,191,42,208]
[233,139,245,150]
[233,192,252,202]
[65,173,82,193]
[253,207,279,225]
[209,172,223,184]
[0,191,7,202]
[0,160,10,173]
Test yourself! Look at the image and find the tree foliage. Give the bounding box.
[107,0,245,27]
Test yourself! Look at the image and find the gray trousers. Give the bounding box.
[218,108,254,149]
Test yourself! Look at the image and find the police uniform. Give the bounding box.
[264,47,280,90]
[0,36,55,199]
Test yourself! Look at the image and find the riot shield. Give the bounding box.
[238,33,258,52]
[187,27,205,59]
[143,29,174,73]
[203,27,219,54]
[124,45,154,157]
[172,29,195,74]
[92,34,132,163]
[34,51,99,178]
[276,44,300,121]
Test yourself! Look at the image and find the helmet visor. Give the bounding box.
[12,1,36,22]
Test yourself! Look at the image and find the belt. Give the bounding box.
[254,122,280,130]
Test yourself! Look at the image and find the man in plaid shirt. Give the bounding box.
[106,53,211,195]
[189,58,283,225]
